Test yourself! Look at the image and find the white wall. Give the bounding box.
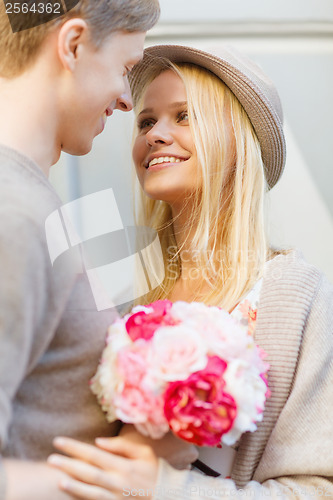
[157,0,333,22]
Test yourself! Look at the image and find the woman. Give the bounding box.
[48,45,333,498]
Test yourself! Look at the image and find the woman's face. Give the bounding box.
[132,70,199,206]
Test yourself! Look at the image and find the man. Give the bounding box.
[0,1,160,498]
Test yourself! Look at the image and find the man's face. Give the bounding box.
[59,30,145,156]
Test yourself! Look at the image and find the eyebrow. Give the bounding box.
[138,101,188,117]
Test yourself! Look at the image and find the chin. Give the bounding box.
[62,140,93,157]
[142,179,188,201]
[143,188,187,205]
[142,184,171,201]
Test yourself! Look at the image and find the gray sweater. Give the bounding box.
[0,145,119,498]
[153,251,333,498]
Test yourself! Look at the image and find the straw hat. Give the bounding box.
[129,44,286,189]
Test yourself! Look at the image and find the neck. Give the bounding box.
[170,202,204,281]
[0,67,61,177]
[171,202,194,249]
[170,197,226,287]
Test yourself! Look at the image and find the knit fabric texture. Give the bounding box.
[0,145,119,498]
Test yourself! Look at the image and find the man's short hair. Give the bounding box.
[0,0,160,78]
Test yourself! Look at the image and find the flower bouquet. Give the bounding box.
[91,300,270,447]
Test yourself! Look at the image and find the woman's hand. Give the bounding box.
[47,436,159,500]
[119,424,198,470]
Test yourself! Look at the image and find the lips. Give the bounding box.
[145,155,189,169]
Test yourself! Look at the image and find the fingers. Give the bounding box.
[52,437,126,471]
[48,454,119,491]
[58,477,115,500]
[50,436,159,498]
[95,437,155,461]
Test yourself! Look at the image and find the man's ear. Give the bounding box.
[57,18,90,72]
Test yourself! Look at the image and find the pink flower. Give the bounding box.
[116,340,150,387]
[164,356,237,447]
[151,326,207,383]
[114,383,158,423]
[146,300,173,314]
[114,383,168,437]
[125,300,175,341]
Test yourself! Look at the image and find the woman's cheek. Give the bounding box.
[132,137,147,185]
[133,135,145,166]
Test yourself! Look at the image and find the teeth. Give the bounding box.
[148,156,183,168]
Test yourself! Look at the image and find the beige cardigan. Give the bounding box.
[153,251,333,499]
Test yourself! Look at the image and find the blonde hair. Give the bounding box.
[0,0,160,78]
[133,61,270,311]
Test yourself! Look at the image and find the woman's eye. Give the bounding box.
[137,118,155,130]
[178,111,189,123]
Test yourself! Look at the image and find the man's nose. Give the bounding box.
[115,76,133,112]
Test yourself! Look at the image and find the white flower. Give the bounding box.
[222,359,268,445]
[90,319,131,422]
[171,301,255,363]
[150,325,208,383]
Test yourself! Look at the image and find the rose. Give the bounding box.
[164,356,237,447]
[170,302,251,361]
[114,383,169,439]
[150,326,208,383]
[114,383,162,422]
[125,300,175,341]
[116,339,151,387]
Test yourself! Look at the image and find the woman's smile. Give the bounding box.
[145,155,190,170]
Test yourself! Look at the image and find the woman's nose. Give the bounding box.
[145,121,173,146]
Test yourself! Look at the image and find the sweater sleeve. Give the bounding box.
[152,273,333,499]
[154,461,333,499]
[0,463,5,500]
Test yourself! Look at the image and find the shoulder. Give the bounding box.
[0,164,62,262]
[258,250,332,355]
[263,250,328,306]
[265,249,322,280]
[0,146,61,225]
[0,149,68,285]
[257,249,332,354]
